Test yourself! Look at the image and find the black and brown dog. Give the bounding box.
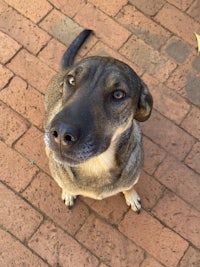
[44,30,153,213]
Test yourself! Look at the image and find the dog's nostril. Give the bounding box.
[52,130,58,138]
[64,134,77,144]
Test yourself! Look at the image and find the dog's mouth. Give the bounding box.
[45,136,106,167]
[52,147,106,167]
[52,152,84,167]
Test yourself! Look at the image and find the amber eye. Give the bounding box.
[112,90,126,100]
[67,75,76,86]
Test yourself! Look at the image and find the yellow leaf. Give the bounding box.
[195,33,200,54]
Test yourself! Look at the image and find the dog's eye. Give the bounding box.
[67,75,76,86]
[112,90,126,100]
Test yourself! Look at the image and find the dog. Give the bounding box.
[44,30,153,213]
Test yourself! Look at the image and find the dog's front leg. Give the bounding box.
[123,187,141,213]
[61,189,77,208]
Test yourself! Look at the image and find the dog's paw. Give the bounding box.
[61,190,77,208]
[123,188,141,213]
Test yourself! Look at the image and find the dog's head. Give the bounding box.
[44,57,153,166]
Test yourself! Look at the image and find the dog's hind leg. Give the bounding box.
[61,189,77,208]
[123,187,141,213]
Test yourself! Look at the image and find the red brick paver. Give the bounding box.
[75,3,131,49]
[29,220,99,266]
[0,1,200,266]
[0,0,51,54]
[23,172,90,235]
[119,210,188,267]
[0,76,45,129]
[76,215,145,266]
[4,0,52,23]
[0,229,48,266]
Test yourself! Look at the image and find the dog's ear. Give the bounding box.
[134,81,153,122]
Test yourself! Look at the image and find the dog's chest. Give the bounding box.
[73,146,121,188]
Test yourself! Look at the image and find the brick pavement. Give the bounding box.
[0,0,200,266]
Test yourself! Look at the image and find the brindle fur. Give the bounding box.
[44,30,153,212]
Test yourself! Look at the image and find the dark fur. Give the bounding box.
[44,30,153,212]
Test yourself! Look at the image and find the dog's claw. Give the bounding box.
[136,207,141,214]
[67,205,73,210]
[62,190,77,208]
[123,188,142,213]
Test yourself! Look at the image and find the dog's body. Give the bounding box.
[44,30,153,212]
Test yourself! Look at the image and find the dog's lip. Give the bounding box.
[53,151,85,166]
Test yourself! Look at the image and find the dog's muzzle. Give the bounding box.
[45,121,109,166]
[47,122,83,165]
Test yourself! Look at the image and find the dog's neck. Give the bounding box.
[71,123,134,183]
[77,139,118,177]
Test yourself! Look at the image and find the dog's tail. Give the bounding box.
[61,29,92,69]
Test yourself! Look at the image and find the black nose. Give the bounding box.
[50,123,79,145]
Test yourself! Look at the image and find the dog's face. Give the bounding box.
[44,57,152,166]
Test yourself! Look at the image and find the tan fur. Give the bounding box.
[44,37,153,212]
[80,118,133,177]
[80,145,116,177]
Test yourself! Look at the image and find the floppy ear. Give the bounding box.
[134,81,153,122]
